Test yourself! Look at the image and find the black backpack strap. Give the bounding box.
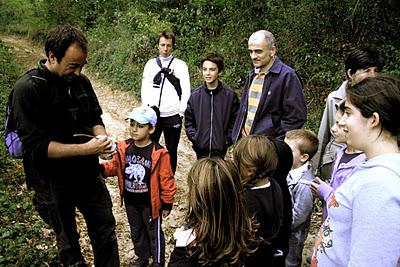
[155,56,174,70]
[166,57,174,69]
[156,57,175,107]
[4,68,46,134]
[156,56,162,69]
[5,90,15,133]
[161,57,182,101]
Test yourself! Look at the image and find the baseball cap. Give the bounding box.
[126,105,157,126]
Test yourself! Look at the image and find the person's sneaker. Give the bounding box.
[130,259,149,267]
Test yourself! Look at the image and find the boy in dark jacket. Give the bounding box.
[184,53,240,159]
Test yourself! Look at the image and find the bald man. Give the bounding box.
[232,30,306,142]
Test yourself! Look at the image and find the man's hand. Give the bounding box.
[100,139,117,160]
[96,135,116,152]
[48,135,114,159]
[84,135,112,155]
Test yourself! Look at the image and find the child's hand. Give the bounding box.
[162,209,171,218]
[310,177,323,197]
[99,151,115,160]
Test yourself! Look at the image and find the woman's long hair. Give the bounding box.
[185,158,258,266]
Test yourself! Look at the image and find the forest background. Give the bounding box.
[0,0,400,265]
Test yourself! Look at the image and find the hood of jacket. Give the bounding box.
[356,153,400,177]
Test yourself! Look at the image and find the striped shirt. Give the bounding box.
[243,72,266,135]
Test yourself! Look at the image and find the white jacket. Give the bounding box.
[311,81,347,175]
[141,56,190,117]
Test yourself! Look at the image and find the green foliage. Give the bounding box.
[2,1,399,130]
[86,4,174,97]
[36,0,130,30]
[0,42,57,265]
[0,0,48,38]
[0,44,20,158]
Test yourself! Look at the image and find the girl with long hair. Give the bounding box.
[169,158,258,266]
[233,135,284,266]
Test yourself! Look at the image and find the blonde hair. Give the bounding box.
[285,129,318,159]
[233,135,278,186]
[186,158,258,266]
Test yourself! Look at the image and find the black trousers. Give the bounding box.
[151,114,182,174]
[33,175,119,266]
[125,203,165,265]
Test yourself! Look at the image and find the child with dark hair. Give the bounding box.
[284,129,318,267]
[169,158,258,267]
[311,101,366,221]
[312,75,400,266]
[233,135,284,265]
[101,105,176,267]
[185,53,240,158]
[312,48,385,181]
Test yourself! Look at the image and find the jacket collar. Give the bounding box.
[159,55,173,63]
[202,80,223,95]
[251,56,283,77]
[37,59,83,86]
[288,162,311,185]
[37,59,63,83]
[331,80,348,100]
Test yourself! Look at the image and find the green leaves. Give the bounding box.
[0,43,58,266]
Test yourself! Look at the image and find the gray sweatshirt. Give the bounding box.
[311,153,400,267]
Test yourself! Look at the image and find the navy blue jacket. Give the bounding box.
[232,57,306,141]
[184,82,239,158]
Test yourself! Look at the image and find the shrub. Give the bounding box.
[0,42,58,265]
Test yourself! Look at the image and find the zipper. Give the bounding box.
[209,92,213,157]
[233,74,252,143]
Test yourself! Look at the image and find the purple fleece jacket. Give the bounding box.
[316,146,366,221]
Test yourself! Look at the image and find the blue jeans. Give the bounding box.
[286,225,309,267]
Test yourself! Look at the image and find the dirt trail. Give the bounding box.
[2,35,196,266]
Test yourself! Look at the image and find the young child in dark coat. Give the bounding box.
[233,135,284,266]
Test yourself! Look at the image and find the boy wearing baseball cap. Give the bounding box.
[101,105,176,267]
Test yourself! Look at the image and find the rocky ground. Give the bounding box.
[2,35,319,266]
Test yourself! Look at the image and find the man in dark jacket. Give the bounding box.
[232,30,307,142]
[185,53,240,158]
[12,24,119,266]
[232,29,303,266]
